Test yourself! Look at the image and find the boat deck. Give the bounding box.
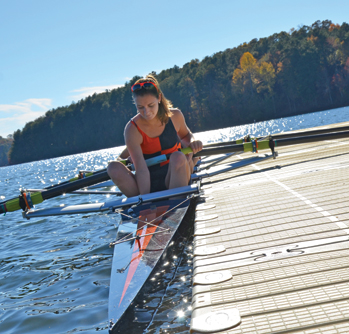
[191,121,349,333]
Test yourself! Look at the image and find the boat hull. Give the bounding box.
[108,198,192,333]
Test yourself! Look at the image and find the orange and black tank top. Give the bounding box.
[130,117,181,167]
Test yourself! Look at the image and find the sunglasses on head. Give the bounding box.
[131,81,159,93]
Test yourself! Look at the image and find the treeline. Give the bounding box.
[0,136,13,166]
[9,20,349,165]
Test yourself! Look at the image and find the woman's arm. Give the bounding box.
[117,146,129,160]
[124,123,151,194]
[172,109,203,154]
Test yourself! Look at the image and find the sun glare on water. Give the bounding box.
[177,310,185,318]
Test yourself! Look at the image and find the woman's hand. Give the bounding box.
[116,155,133,164]
[189,140,203,155]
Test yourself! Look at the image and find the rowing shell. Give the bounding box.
[108,197,193,333]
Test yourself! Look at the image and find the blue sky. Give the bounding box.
[1,0,348,137]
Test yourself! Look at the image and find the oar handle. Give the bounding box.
[181,147,193,155]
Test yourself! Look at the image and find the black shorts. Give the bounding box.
[149,164,169,193]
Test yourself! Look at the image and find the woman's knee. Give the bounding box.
[107,161,125,179]
[169,151,187,169]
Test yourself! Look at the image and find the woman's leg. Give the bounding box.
[165,151,191,189]
[186,153,199,174]
[107,161,139,197]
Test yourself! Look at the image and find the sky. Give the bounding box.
[1,0,348,138]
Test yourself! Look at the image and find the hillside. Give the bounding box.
[0,136,13,166]
[8,20,349,165]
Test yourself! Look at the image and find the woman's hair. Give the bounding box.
[132,74,173,124]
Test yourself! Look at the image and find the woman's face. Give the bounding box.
[134,94,160,122]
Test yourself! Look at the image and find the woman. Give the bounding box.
[107,75,202,197]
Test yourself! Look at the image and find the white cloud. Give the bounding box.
[0,84,125,138]
[70,84,124,101]
[0,98,52,137]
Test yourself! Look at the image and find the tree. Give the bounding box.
[232,52,258,97]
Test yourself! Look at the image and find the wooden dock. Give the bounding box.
[191,122,349,333]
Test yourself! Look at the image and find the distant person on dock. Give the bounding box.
[107,75,202,197]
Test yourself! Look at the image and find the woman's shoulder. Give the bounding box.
[169,108,183,119]
[169,108,186,132]
[124,119,143,146]
[125,117,139,134]
[124,119,132,131]
[125,114,140,128]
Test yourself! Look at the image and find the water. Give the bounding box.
[0,106,348,333]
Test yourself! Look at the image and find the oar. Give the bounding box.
[0,155,167,214]
[26,188,123,196]
[182,129,349,157]
[204,124,349,148]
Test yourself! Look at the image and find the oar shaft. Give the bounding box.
[185,129,349,157]
[204,125,349,148]
[192,144,244,156]
[41,171,110,200]
[275,129,349,147]
[273,126,349,139]
[38,159,132,191]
